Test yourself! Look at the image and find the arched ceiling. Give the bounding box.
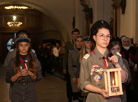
[0,0,73,40]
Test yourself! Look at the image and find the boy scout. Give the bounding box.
[68,36,83,101]
[63,28,80,102]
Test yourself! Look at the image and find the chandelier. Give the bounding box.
[7,22,22,27]
[7,16,23,27]
[5,6,28,9]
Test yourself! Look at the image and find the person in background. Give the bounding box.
[59,41,66,55]
[135,41,138,48]
[77,36,94,101]
[59,41,66,71]
[63,28,80,102]
[5,35,42,102]
[46,43,53,74]
[108,37,131,102]
[38,42,50,77]
[4,30,37,69]
[80,20,128,102]
[68,36,83,102]
[53,42,60,58]
[121,36,138,102]
[130,38,134,46]
[52,42,61,72]
[133,40,138,102]
[4,30,38,101]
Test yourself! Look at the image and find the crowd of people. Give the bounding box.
[63,21,138,102]
[3,20,138,102]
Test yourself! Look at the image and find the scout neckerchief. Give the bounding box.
[20,60,28,69]
[20,54,28,70]
[92,50,108,69]
[102,57,108,69]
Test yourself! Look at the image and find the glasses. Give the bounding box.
[97,34,112,40]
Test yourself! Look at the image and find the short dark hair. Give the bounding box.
[75,36,83,41]
[108,37,122,51]
[72,28,80,34]
[90,20,112,40]
[16,30,30,38]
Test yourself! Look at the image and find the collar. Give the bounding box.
[74,47,80,52]
[93,47,109,59]
[19,54,29,61]
[123,46,130,50]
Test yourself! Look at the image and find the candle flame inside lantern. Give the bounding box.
[112,79,115,85]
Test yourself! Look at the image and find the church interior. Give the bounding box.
[0,0,138,102]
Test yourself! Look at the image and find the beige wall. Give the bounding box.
[120,0,136,40]
[90,0,113,25]
[135,0,138,43]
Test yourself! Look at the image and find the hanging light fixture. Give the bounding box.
[7,15,23,27]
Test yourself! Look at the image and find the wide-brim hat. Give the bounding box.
[15,35,31,44]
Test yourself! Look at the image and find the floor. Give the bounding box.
[0,66,68,102]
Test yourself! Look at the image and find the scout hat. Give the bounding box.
[16,30,30,38]
[15,35,31,44]
[83,36,91,41]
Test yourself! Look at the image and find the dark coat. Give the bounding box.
[5,55,42,102]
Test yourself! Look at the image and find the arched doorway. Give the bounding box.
[0,1,71,63]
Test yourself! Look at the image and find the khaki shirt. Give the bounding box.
[63,40,75,70]
[80,47,128,102]
[68,48,80,92]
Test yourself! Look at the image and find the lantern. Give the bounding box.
[103,68,123,96]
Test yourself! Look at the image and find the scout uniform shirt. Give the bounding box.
[80,47,128,102]
[68,47,80,92]
[4,48,37,68]
[6,55,42,102]
[63,40,75,71]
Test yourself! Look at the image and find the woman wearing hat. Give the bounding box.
[79,20,128,102]
[77,36,94,88]
[4,30,37,69]
[76,36,94,101]
[5,35,42,102]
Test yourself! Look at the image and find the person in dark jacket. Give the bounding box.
[38,42,51,77]
[121,36,138,102]
[5,35,42,102]
[4,30,38,101]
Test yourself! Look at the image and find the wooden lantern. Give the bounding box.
[103,68,123,96]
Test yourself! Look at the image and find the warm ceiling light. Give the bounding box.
[5,6,28,9]
[7,22,23,27]
[13,16,16,21]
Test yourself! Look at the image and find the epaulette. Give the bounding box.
[31,49,36,53]
[9,49,14,52]
[83,53,90,59]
